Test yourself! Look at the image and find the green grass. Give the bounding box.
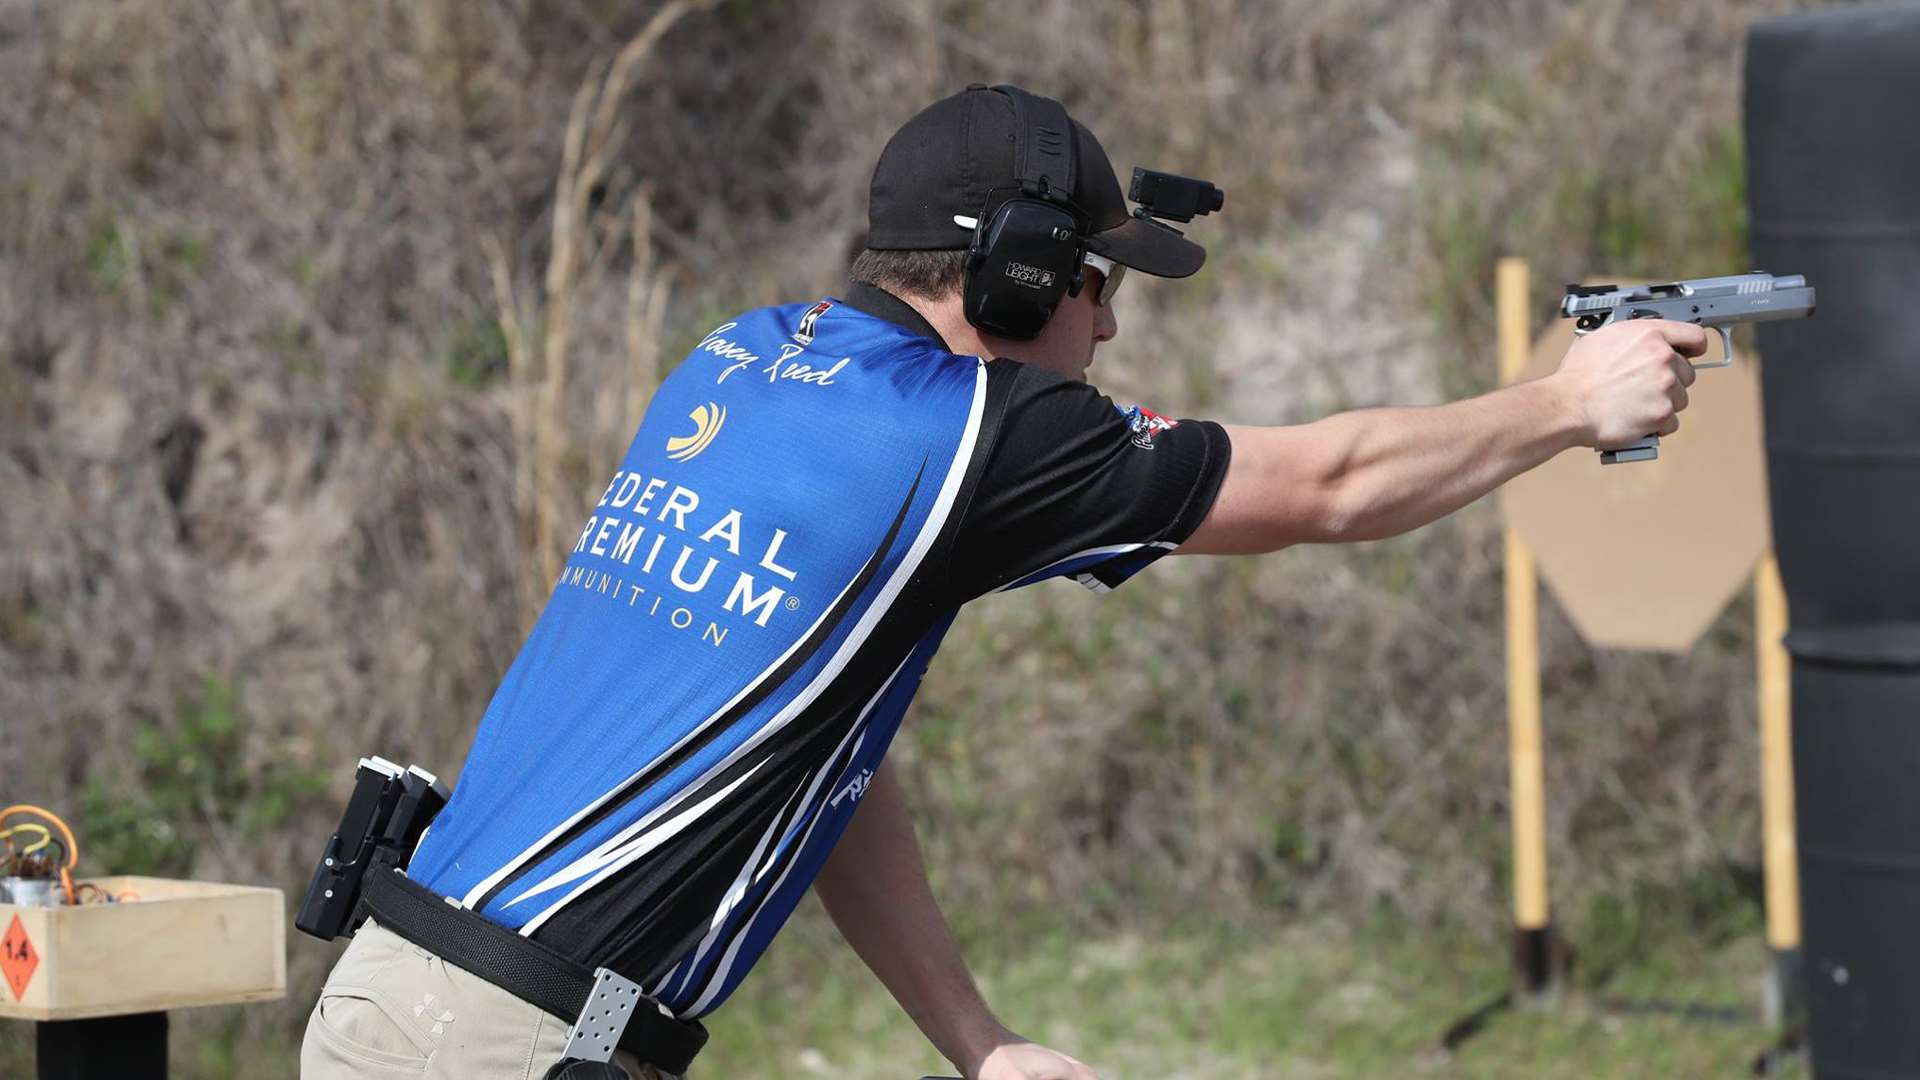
[76,674,331,878]
[703,909,1803,1079]
[446,315,511,388]
[0,906,1806,1079]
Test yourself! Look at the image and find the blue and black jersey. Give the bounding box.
[405,283,1230,1018]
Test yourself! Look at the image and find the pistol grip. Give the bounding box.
[1599,435,1660,465]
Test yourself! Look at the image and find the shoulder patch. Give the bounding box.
[1115,404,1179,450]
[794,300,833,346]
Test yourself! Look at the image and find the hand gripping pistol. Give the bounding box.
[1560,270,1815,464]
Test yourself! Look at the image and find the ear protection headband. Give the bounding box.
[961,86,1088,340]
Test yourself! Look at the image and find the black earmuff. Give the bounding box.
[962,87,1085,340]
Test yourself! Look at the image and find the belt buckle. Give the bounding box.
[560,967,650,1064]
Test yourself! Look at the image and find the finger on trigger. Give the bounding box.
[1666,320,1710,358]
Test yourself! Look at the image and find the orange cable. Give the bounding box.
[2,805,81,904]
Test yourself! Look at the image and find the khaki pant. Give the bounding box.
[301,919,673,1080]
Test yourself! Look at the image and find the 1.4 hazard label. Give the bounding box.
[3,914,38,1001]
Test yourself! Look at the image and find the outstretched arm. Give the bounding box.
[1180,319,1708,553]
[813,759,1097,1080]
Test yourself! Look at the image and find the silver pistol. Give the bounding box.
[1560,271,1816,464]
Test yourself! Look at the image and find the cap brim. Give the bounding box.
[1085,216,1207,278]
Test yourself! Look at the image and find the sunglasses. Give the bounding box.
[1081,252,1126,306]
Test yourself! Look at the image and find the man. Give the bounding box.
[303,85,1704,1080]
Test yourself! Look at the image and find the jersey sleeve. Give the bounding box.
[945,359,1232,601]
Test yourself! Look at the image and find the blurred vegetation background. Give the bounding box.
[0,0,1863,1075]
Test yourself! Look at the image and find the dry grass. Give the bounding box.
[0,0,1858,1070]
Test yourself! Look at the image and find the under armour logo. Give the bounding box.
[414,992,455,1036]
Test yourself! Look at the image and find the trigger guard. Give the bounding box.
[1691,325,1735,369]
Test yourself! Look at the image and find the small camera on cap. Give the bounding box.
[1129,168,1225,224]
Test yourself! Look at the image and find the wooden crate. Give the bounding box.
[0,876,285,1021]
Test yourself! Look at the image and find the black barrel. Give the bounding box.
[1747,6,1920,1077]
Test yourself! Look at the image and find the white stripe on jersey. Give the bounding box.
[646,960,682,1002]
[666,651,914,1004]
[680,736,883,1017]
[669,726,874,1002]
[457,518,884,911]
[511,362,990,937]
[707,787,806,933]
[501,642,863,913]
[503,758,768,912]
[991,540,1177,593]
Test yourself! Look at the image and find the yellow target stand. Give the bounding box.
[1496,259,1563,997]
[1494,257,1801,1016]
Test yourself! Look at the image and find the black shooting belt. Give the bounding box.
[362,868,708,1074]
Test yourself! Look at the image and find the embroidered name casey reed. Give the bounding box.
[699,323,850,387]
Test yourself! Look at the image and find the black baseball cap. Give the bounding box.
[867,84,1207,278]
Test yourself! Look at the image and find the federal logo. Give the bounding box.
[666,402,727,462]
